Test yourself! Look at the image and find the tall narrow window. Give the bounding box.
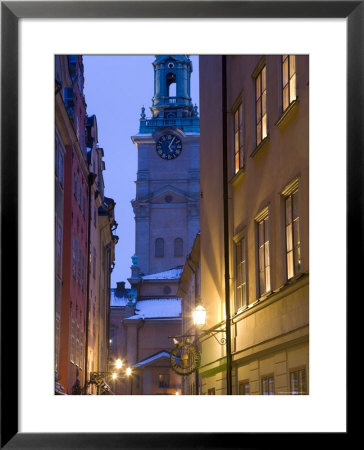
[256,208,271,296]
[174,238,183,257]
[72,237,77,278]
[158,373,170,388]
[235,234,247,311]
[261,375,275,395]
[290,368,307,395]
[239,380,250,395]
[155,238,164,257]
[282,55,296,111]
[255,65,267,146]
[56,223,62,277]
[234,102,244,173]
[282,179,301,279]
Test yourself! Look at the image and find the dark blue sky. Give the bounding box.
[83,55,200,288]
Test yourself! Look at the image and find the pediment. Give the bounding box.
[151,185,198,204]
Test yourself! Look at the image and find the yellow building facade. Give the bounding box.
[198,55,309,395]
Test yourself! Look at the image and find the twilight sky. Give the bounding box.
[83,55,200,288]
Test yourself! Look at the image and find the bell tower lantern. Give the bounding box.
[151,55,194,119]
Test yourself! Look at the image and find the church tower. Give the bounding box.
[131,55,200,281]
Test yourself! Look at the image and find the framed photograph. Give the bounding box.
[1,1,359,447]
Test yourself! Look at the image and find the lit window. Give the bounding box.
[233,102,244,173]
[239,380,250,395]
[235,234,247,311]
[256,208,271,296]
[282,179,301,279]
[174,238,183,257]
[255,65,267,146]
[158,373,170,388]
[290,368,307,395]
[261,375,274,395]
[155,238,164,257]
[282,55,296,111]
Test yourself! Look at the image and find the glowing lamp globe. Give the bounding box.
[193,305,206,326]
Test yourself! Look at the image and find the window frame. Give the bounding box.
[232,98,244,174]
[281,178,301,280]
[255,207,271,297]
[239,380,250,395]
[155,238,165,258]
[255,64,268,147]
[233,228,248,312]
[174,237,183,257]
[261,374,275,395]
[282,55,297,112]
[158,373,170,389]
[289,366,307,395]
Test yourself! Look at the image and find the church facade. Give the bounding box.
[109,55,200,394]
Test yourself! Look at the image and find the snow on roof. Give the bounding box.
[142,267,183,280]
[110,289,129,307]
[125,298,181,320]
[133,351,170,368]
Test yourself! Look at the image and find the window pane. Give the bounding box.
[265,266,271,292]
[293,219,300,246]
[290,74,297,102]
[256,122,261,145]
[283,59,289,87]
[286,223,293,251]
[285,196,292,224]
[262,90,267,115]
[256,98,261,122]
[262,66,266,90]
[283,86,289,111]
[239,103,243,126]
[289,55,296,75]
[256,75,261,98]
[259,245,265,272]
[262,114,267,139]
[235,152,239,173]
[258,221,264,246]
[287,251,294,279]
[292,191,298,219]
[259,270,265,295]
[242,283,247,308]
[234,109,239,130]
[235,131,239,152]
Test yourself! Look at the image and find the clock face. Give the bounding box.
[156,134,182,160]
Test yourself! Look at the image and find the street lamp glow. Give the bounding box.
[192,304,206,326]
[126,367,132,377]
[112,372,117,380]
[115,358,122,370]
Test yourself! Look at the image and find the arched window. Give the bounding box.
[155,238,164,257]
[174,238,183,257]
[166,72,177,99]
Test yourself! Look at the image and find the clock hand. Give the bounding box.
[168,137,175,151]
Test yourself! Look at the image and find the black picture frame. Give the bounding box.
[1,1,358,448]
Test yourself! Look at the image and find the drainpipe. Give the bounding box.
[222,55,233,395]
